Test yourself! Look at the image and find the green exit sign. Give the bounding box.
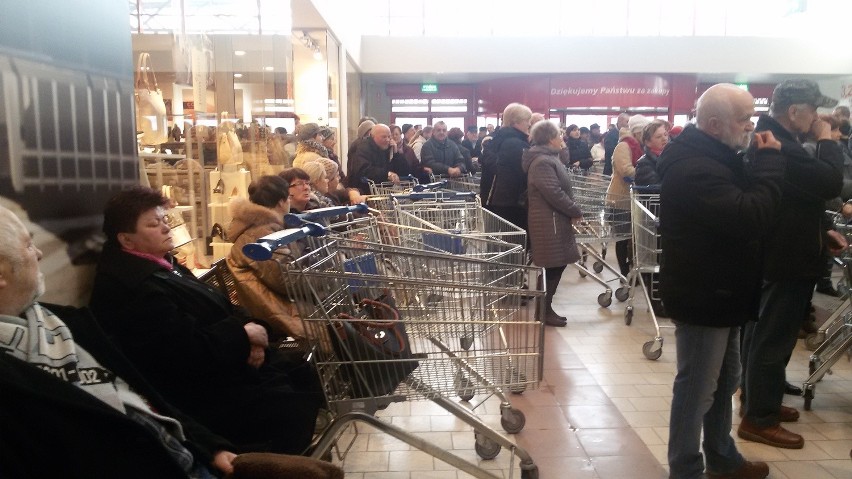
[421,83,438,93]
[736,83,749,91]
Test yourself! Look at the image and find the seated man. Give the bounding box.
[0,205,236,478]
[88,187,324,456]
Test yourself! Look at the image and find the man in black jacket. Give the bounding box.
[421,121,467,177]
[0,205,236,478]
[739,80,846,450]
[659,83,785,479]
[346,123,407,194]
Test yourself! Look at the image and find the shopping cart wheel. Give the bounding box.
[625,307,633,326]
[597,292,613,308]
[642,339,663,360]
[803,388,814,411]
[474,434,501,460]
[593,261,604,273]
[578,268,587,278]
[521,465,539,479]
[615,286,629,302]
[501,408,526,434]
[804,333,822,351]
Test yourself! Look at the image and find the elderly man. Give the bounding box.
[0,205,240,477]
[345,123,406,194]
[739,80,845,450]
[658,83,785,479]
[420,121,467,177]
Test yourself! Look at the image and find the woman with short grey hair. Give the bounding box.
[522,120,583,327]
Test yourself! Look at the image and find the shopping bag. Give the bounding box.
[134,53,169,145]
[329,295,419,398]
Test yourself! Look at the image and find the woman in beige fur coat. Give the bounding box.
[226,175,304,339]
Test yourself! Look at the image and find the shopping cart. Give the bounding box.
[244,226,545,479]
[431,173,482,194]
[365,174,419,196]
[392,192,527,251]
[802,256,852,411]
[568,173,632,308]
[363,179,447,223]
[625,185,666,360]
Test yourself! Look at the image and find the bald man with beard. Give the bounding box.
[658,83,785,479]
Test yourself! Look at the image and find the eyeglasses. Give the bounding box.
[289,181,310,188]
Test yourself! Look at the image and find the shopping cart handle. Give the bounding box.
[412,180,447,192]
[242,223,327,261]
[392,191,476,201]
[283,203,368,227]
[630,184,661,193]
[363,174,414,184]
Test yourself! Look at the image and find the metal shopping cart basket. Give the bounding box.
[802,256,852,411]
[626,185,667,360]
[431,173,482,194]
[568,174,632,308]
[243,226,545,479]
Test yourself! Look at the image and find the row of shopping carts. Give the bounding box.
[243,199,544,479]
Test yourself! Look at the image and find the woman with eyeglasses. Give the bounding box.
[279,168,318,214]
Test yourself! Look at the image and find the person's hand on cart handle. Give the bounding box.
[753,131,781,151]
[387,171,400,184]
[826,229,848,256]
[244,322,269,348]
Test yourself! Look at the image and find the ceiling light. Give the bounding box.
[312,50,323,61]
[264,66,274,71]
[233,73,243,78]
[234,50,246,56]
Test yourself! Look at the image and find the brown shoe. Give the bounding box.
[779,405,800,422]
[738,418,804,449]
[706,460,769,479]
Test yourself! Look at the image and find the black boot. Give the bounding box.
[543,273,567,327]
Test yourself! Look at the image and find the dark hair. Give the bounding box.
[248,175,290,207]
[389,123,401,135]
[579,127,590,134]
[642,120,669,144]
[102,186,169,244]
[448,127,464,141]
[466,125,478,133]
[566,124,579,133]
[479,126,487,132]
[279,167,311,185]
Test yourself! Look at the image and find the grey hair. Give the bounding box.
[502,103,533,129]
[0,207,24,270]
[529,120,560,146]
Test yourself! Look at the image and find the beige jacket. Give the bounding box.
[226,198,304,338]
[606,128,636,209]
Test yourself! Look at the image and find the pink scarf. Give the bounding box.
[124,248,173,270]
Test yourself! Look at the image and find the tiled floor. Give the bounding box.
[333,258,852,478]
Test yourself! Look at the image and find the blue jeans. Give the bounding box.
[741,278,815,427]
[668,323,743,479]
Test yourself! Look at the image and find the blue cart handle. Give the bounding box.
[392,191,476,201]
[412,180,447,192]
[242,223,326,261]
[284,203,368,227]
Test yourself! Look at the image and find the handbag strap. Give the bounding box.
[334,297,408,354]
[135,52,159,92]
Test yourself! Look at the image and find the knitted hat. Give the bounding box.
[627,115,650,133]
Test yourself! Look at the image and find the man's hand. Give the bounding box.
[387,172,400,184]
[753,131,781,151]
[811,119,832,141]
[448,167,462,177]
[826,229,848,256]
[243,323,269,348]
[211,451,237,475]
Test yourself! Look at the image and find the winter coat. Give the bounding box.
[523,145,583,268]
[292,139,329,169]
[657,124,786,327]
[226,199,304,339]
[567,136,593,168]
[606,131,641,209]
[752,114,843,281]
[421,137,466,175]
[634,148,661,186]
[345,137,404,194]
[0,304,234,479]
[89,246,323,454]
[487,126,530,207]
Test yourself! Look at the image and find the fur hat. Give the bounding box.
[356,120,375,139]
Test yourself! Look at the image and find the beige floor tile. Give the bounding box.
[388,450,436,472]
